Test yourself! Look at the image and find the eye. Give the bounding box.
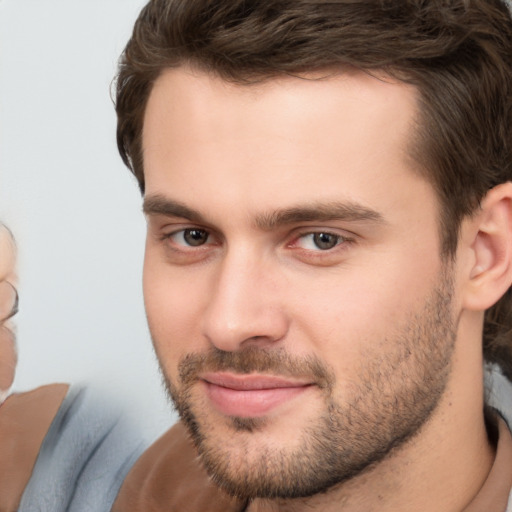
[170,228,210,247]
[296,232,344,251]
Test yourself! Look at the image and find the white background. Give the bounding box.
[0,0,174,437]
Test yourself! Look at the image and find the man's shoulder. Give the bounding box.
[114,421,245,512]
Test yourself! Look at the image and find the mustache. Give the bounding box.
[178,346,334,391]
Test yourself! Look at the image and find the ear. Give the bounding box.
[462,182,512,311]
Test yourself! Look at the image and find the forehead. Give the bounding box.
[142,65,430,224]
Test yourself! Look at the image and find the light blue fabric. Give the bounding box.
[488,365,512,427]
[18,385,146,512]
[486,365,512,511]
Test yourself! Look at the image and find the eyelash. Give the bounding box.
[290,231,352,252]
[162,228,213,247]
[160,227,354,253]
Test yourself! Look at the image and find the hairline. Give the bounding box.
[138,62,455,259]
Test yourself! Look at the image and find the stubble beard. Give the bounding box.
[159,274,457,500]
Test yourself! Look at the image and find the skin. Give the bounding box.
[142,66,499,511]
[0,225,17,398]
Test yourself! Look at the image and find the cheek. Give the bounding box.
[286,254,440,370]
[144,263,198,366]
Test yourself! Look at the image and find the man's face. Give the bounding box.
[142,67,457,498]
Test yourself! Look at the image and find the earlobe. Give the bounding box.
[463,182,512,311]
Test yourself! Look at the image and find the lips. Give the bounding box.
[200,372,313,418]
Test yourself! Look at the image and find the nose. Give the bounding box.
[201,248,289,352]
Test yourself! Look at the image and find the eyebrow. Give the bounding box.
[143,195,385,229]
[254,202,385,230]
[143,195,207,223]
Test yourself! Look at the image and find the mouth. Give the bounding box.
[200,372,314,418]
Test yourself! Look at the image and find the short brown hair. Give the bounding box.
[115,0,512,376]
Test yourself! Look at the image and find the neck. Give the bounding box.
[247,347,494,512]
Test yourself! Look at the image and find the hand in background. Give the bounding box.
[0,226,18,403]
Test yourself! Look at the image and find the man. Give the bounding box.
[113,1,512,510]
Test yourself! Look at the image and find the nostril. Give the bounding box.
[239,334,284,349]
[202,310,289,353]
